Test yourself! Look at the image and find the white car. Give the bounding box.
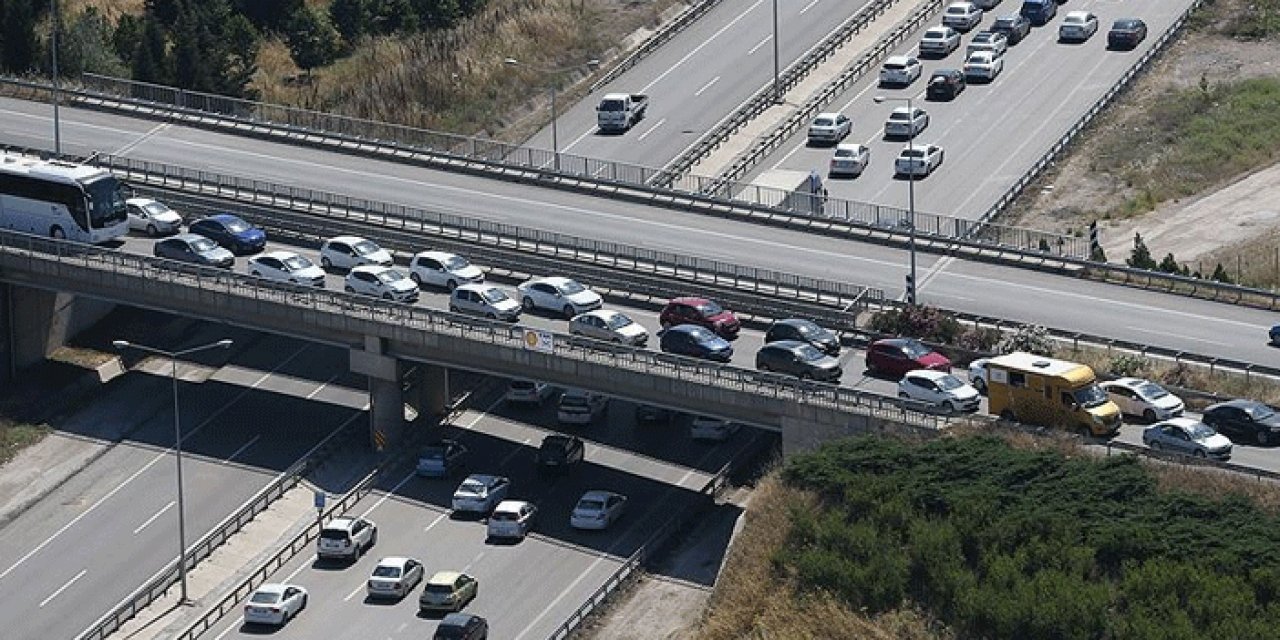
[898,369,981,413]
[408,250,484,290]
[807,112,852,144]
[879,55,922,86]
[451,474,511,514]
[894,144,945,177]
[690,416,741,442]
[1143,418,1233,460]
[450,283,521,321]
[317,516,377,560]
[966,31,1008,58]
[1059,11,1099,42]
[487,500,538,540]
[569,309,649,346]
[963,50,1004,81]
[518,276,603,318]
[126,198,183,236]
[942,1,983,32]
[344,265,419,302]
[570,490,627,530]
[968,357,990,394]
[506,379,556,405]
[919,26,961,56]
[1101,377,1185,422]
[829,144,870,177]
[243,583,307,626]
[884,107,929,139]
[247,251,325,287]
[319,235,393,270]
[558,388,609,425]
[367,556,425,599]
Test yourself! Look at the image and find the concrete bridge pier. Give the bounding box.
[350,336,408,451]
[0,283,115,382]
[405,363,450,422]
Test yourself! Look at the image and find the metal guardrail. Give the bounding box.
[1105,440,1280,483]
[0,227,943,428]
[74,413,362,640]
[589,0,725,93]
[972,0,1206,233]
[712,0,943,186]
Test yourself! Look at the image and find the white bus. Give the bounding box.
[0,154,130,244]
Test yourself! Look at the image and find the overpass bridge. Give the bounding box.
[0,231,944,454]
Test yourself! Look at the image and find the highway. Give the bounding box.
[195,394,766,640]
[0,336,368,640]
[744,0,1192,219]
[527,0,875,168]
[0,99,1275,369]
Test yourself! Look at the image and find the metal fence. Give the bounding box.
[74,414,361,640]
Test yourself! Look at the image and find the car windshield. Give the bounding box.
[223,218,250,233]
[889,112,910,122]
[902,341,931,358]
[557,280,586,295]
[599,99,625,111]
[459,480,485,494]
[795,322,822,337]
[1073,384,1110,408]
[605,313,633,330]
[142,202,171,215]
[1245,404,1276,420]
[425,584,455,595]
[190,237,218,252]
[281,255,312,270]
[250,591,282,604]
[814,117,836,127]
[372,565,402,578]
[434,625,468,639]
[884,62,905,70]
[319,529,350,541]
[443,255,469,269]
[1135,382,1168,400]
[936,375,965,391]
[83,176,128,226]
[353,240,381,255]
[577,499,605,511]
[376,270,405,283]
[1066,16,1084,24]
[697,301,725,317]
[796,344,826,361]
[482,288,510,303]
[421,447,446,460]
[925,29,946,38]
[1187,423,1217,440]
[691,329,721,345]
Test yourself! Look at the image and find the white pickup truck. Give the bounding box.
[596,93,648,132]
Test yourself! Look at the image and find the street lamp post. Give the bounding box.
[773,0,781,104]
[112,338,234,604]
[50,0,61,155]
[874,95,917,306]
[504,57,599,172]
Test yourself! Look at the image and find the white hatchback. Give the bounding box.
[408,250,484,290]
[126,198,183,236]
[487,500,538,540]
[1101,377,1185,422]
[344,265,419,303]
[518,276,603,318]
[247,251,326,287]
[879,55,922,86]
[898,369,981,413]
[319,235,393,270]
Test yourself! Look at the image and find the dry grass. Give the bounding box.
[694,475,944,640]
[1056,344,1280,408]
[0,420,49,466]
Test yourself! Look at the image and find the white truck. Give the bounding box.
[736,169,827,215]
[596,93,649,132]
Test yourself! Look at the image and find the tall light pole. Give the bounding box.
[772,0,781,103]
[112,338,234,605]
[50,0,61,155]
[875,95,917,306]
[504,57,600,172]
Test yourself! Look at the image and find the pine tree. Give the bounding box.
[1126,232,1158,270]
[1157,252,1181,275]
[414,0,462,30]
[3,0,39,74]
[285,8,340,76]
[113,14,143,65]
[131,13,170,85]
[232,0,304,33]
[171,5,214,91]
[370,0,419,34]
[1211,263,1233,284]
[330,0,369,47]
[218,12,260,99]
[51,7,128,78]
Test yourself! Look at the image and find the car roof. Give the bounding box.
[1208,399,1265,410]
[1114,18,1143,27]
[377,556,415,566]
[126,197,159,206]
[255,250,300,261]
[255,583,291,594]
[885,54,915,64]
[577,309,620,320]
[205,213,243,224]
[905,369,951,381]
[764,340,808,352]
[875,337,923,348]
[924,26,951,34]
[324,516,359,530]
[1156,417,1204,429]
[454,282,496,293]
[666,324,712,336]
[527,275,574,286]
[494,500,532,512]
[423,438,460,449]
[543,434,579,445]
[815,112,841,119]
[349,264,393,275]
[325,235,367,244]
[427,571,464,584]
[1106,377,1152,389]
[1065,10,1092,19]
[463,473,506,484]
[668,296,710,306]
[170,233,207,244]
[774,318,820,328]
[580,489,620,501]
[414,249,459,260]
[441,612,481,625]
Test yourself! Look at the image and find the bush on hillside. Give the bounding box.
[996,324,1053,356]
[868,305,962,344]
[779,436,1280,639]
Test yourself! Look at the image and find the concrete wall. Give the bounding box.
[1,284,115,378]
[781,407,946,457]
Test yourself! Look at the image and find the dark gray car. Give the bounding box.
[755,340,842,381]
[153,233,234,269]
[764,319,840,355]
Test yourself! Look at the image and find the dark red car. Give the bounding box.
[865,338,950,378]
[659,297,740,339]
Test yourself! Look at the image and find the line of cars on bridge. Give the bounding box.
[809,0,1149,181]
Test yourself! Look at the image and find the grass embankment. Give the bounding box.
[0,421,49,466]
[701,434,1280,639]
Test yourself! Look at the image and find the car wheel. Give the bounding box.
[1194,449,1207,458]
[250,270,260,277]
[945,400,959,415]
[146,224,158,236]
[1142,409,1156,424]
[300,594,308,611]
[1258,430,1271,446]
[486,312,497,319]
[563,305,575,319]
[369,529,378,548]
[344,285,355,293]
[321,256,332,270]
[410,272,422,285]
[449,304,460,313]
[447,279,458,291]
[522,297,535,311]
[1149,441,1161,451]
[50,226,66,240]
[382,292,394,300]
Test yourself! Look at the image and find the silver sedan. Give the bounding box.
[568,309,649,346]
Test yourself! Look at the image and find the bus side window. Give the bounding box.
[1009,372,1026,388]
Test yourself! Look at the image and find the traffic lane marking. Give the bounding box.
[38,569,86,608]
[748,35,772,56]
[133,501,175,535]
[635,117,666,142]
[223,435,260,465]
[694,76,721,97]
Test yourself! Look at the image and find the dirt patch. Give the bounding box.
[1007,7,1280,272]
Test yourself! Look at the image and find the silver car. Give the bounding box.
[366,557,424,599]
[1143,418,1232,460]
[829,144,870,177]
[344,265,419,303]
[884,107,929,139]
[153,233,234,269]
[451,474,511,514]
[450,284,521,321]
[807,112,852,144]
[126,197,183,236]
[569,309,648,346]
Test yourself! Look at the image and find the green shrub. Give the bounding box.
[1107,354,1149,377]
[867,305,962,344]
[996,324,1053,356]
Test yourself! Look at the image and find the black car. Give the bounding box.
[434,612,488,640]
[152,233,234,269]
[926,69,966,101]
[659,325,733,362]
[537,435,585,472]
[635,404,675,424]
[416,439,469,478]
[765,318,840,356]
[991,13,1032,44]
[1201,400,1280,445]
[755,340,843,381]
[1107,18,1147,50]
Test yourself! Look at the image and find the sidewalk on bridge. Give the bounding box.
[692,0,930,179]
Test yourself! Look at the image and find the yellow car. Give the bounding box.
[418,571,478,613]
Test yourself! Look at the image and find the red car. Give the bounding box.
[865,338,950,378]
[659,297,740,339]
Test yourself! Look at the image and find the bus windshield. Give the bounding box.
[83,176,128,228]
